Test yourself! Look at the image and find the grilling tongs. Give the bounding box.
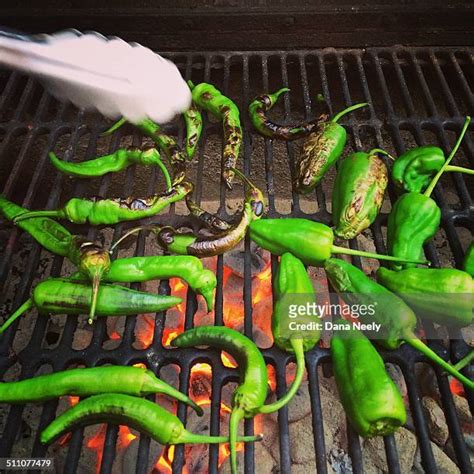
[0,28,191,124]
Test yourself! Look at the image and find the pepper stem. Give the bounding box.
[229,407,245,474]
[187,80,196,90]
[269,87,290,104]
[176,430,262,445]
[404,336,474,390]
[231,168,257,190]
[331,102,368,123]
[445,165,474,175]
[0,298,33,335]
[331,245,430,266]
[453,350,474,372]
[101,117,127,136]
[109,226,157,254]
[424,116,471,197]
[153,154,172,192]
[369,148,395,160]
[259,338,306,414]
[87,273,101,325]
[13,210,63,223]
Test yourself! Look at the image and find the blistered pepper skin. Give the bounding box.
[386,193,441,270]
[331,322,407,438]
[392,146,445,193]
[377,267,474,327]
[332,151,388,239]
[295,122,346,194]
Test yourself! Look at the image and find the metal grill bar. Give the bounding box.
[0,47,473,474]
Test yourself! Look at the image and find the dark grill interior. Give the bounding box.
[0,47,473,473]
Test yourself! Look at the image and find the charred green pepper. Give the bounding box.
[377,267,473,327]
[248,87,327,140]
[14,182,193,226]
[189,81,242,188]
[295,102,368,194]
[332,149,389,239]
[331,320,406,437]
[387,116,471,269]
[183,101,203,160]
[111,170,264,258]
[324,258,473,389]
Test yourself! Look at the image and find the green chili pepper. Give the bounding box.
[463,242,474,277]
[332,149,389,239]
[248,87,327,140]
[103,255,216,312]
[183,102,203,160]
[49,147,171,189]
[0,366,202,414]
[13,182,193,226]
[295,102,368,194]
[111,170,264,258]
[391,145,474,193]
[102,118,187,185]
[249,218,430,266]
[40,393,262,446]
[331,320,406,437]
[0,196,79,260]
[172,326,267,474]
[377,267,474,327]
[387,116,471,269]
[0,196,112,322]
[258,253,320,414]
[0,278,181,333]
[189,81,242,189]
[324,258,474,389]
[186,197,233,233]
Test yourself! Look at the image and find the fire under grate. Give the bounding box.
[0,46,473,473]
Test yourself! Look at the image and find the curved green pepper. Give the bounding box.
[387,116,471,270]
[377,267,474,327]
[14,182,193,226]
[258,253,320,414]
[190,81,242,188]
[386,193,441,270]
[249,218,429,267]
[183,101,203,160]
[324,258,474,389]
[332,149,388,239]
[248,87,327,140]
[463,242,474,277]
[392,145,474,193]
[105,255,216,312]
[331,320,406,437]
[295,103,368,194]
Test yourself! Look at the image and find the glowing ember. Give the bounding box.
[132,362,147,369]
[86,424,107,474]
[109,331,121,340]
[450,378,465,396]
[118,425,137,449]
[221,351,238,368]
[155,445,174,474]
[135,315,155,348]
[267,365,277,392]
[163,328,181,347]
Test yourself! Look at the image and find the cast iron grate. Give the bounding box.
[0,46,473,473]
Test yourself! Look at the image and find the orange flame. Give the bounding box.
[267,365,277,392]
[155,445,175,474]
[109,331,121,341]
[86,425,107,474]
[162,328,181,347]
[118,425,137,449]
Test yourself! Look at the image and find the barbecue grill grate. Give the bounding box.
[0,47,473,473]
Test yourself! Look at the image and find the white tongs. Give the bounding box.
[0,29,191,124]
